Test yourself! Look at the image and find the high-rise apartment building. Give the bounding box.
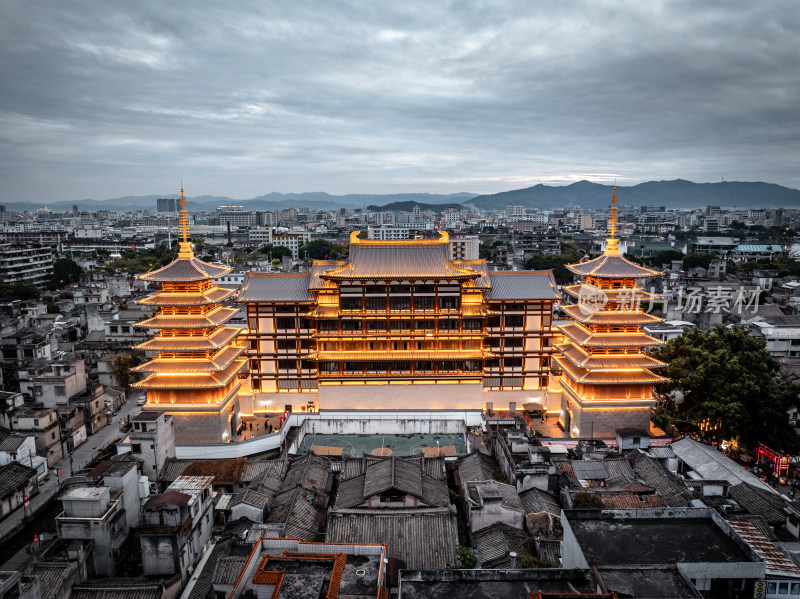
[0,243,54,288]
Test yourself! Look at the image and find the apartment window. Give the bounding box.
[505,315,524,327]
[300,360,315,370]
[463,319,481,330]
[299,318,312,329]
[505,303,525,311]
[504,357,523,368]
[249,340,258,350]
[505,338,524,348]
[439,320,458,330]
[131,443,141,453]
[299,339,314,350]
[319,321,337,331]
[54,386,66,396]
[277,359,296,370]
[276,340,295,350]
[109,326,118,333]
[276,317,295,330]
[51,432,56,440]
[390,320,411,330]
[488,338,501,348]
[488,316,501,328]
[415,320,434,331]
[368,320,386,331]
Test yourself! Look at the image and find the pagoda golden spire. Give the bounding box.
[605,185,620,256]
[177,185,194,258]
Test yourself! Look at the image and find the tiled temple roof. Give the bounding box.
[566,254,660,279]
[322,237,478,281]
[135,327,240,352]
[238,273,314,303]
[557,323,663,348]
[134,306,238,330]
[485,271,561,301]
[554,355,667,385]
[132,346,245,373]
[137,287,234,306]
[132,358,246,389]
[139,257,231,282]
[560,304,663,325]
[554,343,667,370]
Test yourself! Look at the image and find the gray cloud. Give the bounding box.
[1,0,798,203]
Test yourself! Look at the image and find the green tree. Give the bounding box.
[299,239,347,260]
[0,282,41,301]
[457,545,477,568]
[479,242,495,261]
[112,355,133,389]
[51,257,83,289]
[650,326,799,451]
[270,245,293,260]
[645,250,685,267]
[682,252,717,270]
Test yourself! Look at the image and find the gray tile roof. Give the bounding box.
[335,456,449,509]
[471,522,532,568]
[729,483,790,526]
[69,587,163,599]
[518,487,560,516]
[211,556,248,587]
[327,507,458,569]
[571,461,608,480]
[671,437,772,491]
[186,538,232,599]
[238,273,313,303]
[264,454,330,540]
[0,461,38,497]
[628,453,691,508]
[0,431,27,452]
[457,451,505,484]
[30,563,79,599]
[485,271,561,301]
[465,480,524,513]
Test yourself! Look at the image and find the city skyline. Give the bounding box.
[1,1,799,203]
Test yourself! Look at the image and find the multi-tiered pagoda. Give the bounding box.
[554,188,666,437]
[132,189,247,443]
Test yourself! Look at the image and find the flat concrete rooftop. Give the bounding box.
[398,569,596,598]
[569,516,750,565]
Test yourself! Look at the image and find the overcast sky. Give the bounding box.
[1,1,799,203]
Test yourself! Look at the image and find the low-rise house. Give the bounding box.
[139,475,214,585]
[56,485,127,577]
[18,355,87,407]
[490,428,552,492]
[128,411,175,481]
[55,405,87,455]
[463,479,525,532]
[9,404,63,466]
[0,329,52,365]
[70,386,109,435]
[0,461,39,519]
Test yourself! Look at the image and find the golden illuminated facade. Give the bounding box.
[239,232,560,412]
[132,189,247,443]
[554,188,666,437]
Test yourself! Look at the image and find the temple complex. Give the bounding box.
[553,188,666,437]
[239,232,560,412]
[132,189,247,443]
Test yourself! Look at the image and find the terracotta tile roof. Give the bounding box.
[485,271,561,301]
[134,326,240,351]
[238,273,313,303]
[726,519,800,576]
[143,490,191,509]
[139,256,231,282]
[567,254,660,279]
[137,287,234,306]
[134,306,238,330]
[322,239,479,281]
[133,346,245,373]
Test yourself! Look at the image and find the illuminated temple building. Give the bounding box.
[132,190,247,443]
[239,232,560,412]
[553,188,666,437]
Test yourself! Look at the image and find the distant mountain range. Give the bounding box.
[1,192,477,213]
[466,180,800,211]
[3,180,799,213]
